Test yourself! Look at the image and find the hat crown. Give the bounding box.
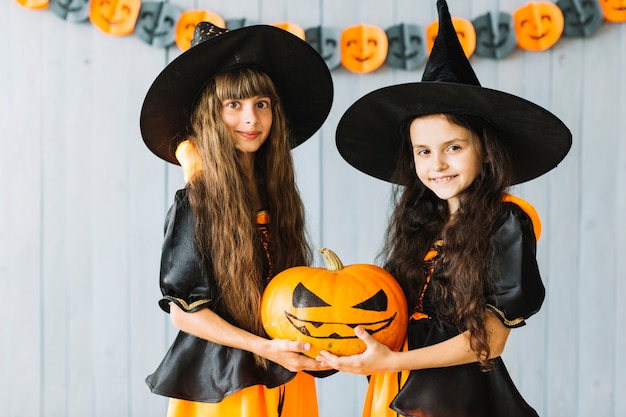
[191,22,229,48]
[422,0,480,86]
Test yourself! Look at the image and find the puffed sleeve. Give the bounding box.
[486,202,545,328]
[158,188,216,314]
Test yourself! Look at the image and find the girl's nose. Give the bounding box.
[242,104,258,124]
[432,153,448,171]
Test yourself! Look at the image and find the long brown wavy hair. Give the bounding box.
[381,113,513,367]
[185,68,312,347]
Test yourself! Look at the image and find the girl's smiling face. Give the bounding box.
[222,96,273,154]
[410,114,486,214]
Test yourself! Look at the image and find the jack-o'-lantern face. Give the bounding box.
[340,24,389,73]
[305,26,341,71]
[50,0,90,22]
[473,12,517,59]
[261,249,408,358]
[599,0,626,22]
[385,23,427,70]
[557,0,603,37]
[426,17,476,57]
[175,9,225,51]
[513,2,564,51]
[89,0,141,36]
[272,22,305,40]
[136,1,181,48]
[15,0,48,9]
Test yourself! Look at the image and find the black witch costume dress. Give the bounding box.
[145,189,321,416]
[362,197,544,417]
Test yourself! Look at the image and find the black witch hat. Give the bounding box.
[141,23,334,164]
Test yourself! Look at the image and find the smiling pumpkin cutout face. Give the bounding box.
[557,0,603,37]
[15,0,48,9]
[426,17,476,57]
[599,0,626,22]
[385,23,427,70]
[175,9,225,51]
[473,12,517,59]
[341,24,389,73]
[261,249,408,358]
[513,2,565,51]
[50,0,90,21]
[89,0,141,36]
[305,26,341,70]
[136,1,181,48]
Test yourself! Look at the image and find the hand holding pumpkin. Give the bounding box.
[316,325,401,375]
[261,248,408,358]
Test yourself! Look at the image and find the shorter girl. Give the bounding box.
[327,1,572,416]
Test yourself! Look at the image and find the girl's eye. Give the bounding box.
[415,149,429,156]
[225,101,240,109]
[448,144,461,152]
[256,100,270,109]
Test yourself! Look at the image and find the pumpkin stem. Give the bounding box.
[319,248,344,271]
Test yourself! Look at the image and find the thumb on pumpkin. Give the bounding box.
[175,140,203,183]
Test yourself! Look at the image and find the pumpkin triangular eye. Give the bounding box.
[352,289,387,311]
[292,283,331,308]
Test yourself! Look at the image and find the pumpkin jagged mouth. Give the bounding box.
[284,311,397,339]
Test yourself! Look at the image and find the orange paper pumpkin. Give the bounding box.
[426,17,476,57]
[15,0,48,9]
[272,22,305,40]
[599,0,626,22]
[513,2,564,51]
[175,10,225,51]
[261,248,408,358]
[89,0,141,36]
[340,24,389,73]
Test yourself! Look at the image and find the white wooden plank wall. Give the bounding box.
[1,1,624,416]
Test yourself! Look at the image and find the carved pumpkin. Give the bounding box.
[261,248,408,358]
[599,0,626,22]
[340,24,389,73]
[89,0,141,36]
[513,2,564,51]
[175,9,225,51]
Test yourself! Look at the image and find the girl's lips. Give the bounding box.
[238,131,261,140]
[430,175,456,183]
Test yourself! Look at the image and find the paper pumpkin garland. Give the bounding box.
[14,0,626,68]
[305,26,342,71]
[341,24,389,73]
[426,16,476,57]
[261,248,408,358]
[16,0,48,9]
[136,2,181,48]
[385,23,427,70]
[599,0,626,22]
[50,0,89,22]
[558,0,604,36]
[174,10,226,51]
[89,0,141,36]
[514,1,565,51]
[473,12,518,58]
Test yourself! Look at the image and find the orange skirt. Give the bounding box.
[362,312,427,417]
[166,371,318,417]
